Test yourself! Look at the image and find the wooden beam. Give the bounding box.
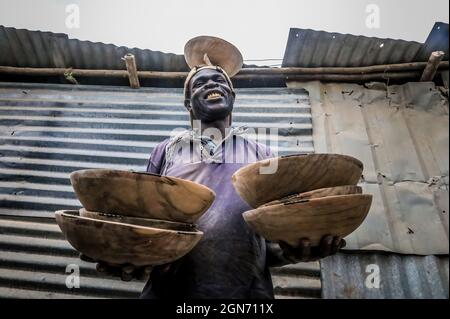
[420,51,445,81]
[123,54,140,88]
[0,61,448,82]
[239,61,449,75]
[0,66,129,77]
[266,71,422,82]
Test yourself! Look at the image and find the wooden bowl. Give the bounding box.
[55,210,203,266]
[262,185,362,207]
[79,208,197,232]
[70,169,216,223]
[184,36,243,77]
[232,154,363,208]
[243,194,372,246]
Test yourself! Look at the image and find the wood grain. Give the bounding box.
[243,194,372,246]
[232,154,363,208]
[70,169,216,223]
[55,210,203,266]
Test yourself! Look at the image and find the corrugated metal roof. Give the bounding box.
[321,252,449,299]
[0,25,188,87]
[0,82,318,298]
[0,26,188,71]
[288,80,449,256]
[416,22,450,62]
[282,23,449,68]
[0,26,280,87]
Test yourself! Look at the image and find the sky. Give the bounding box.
[0,0,448,66]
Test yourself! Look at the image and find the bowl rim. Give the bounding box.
[261,185,363,207]
[78,208,197,230]
[244,193,373,215]
[279,153,364,169]
[276,193,372,207]
[232,153,364,179]
[56,210,203,236]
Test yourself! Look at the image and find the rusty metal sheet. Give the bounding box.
[289,81,449,255]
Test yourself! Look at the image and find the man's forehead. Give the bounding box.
[190,68,226,82]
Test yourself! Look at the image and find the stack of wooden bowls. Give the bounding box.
[55,169,215,267]
[232,154,372,246]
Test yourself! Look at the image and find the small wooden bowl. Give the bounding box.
[262,185,362,207]
[70,169,216,223]
[232,154,363,208]
[243,194,372,246]
[55,210,203,266]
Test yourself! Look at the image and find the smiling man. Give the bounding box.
[88,37,345,298]
[138,37,345,299]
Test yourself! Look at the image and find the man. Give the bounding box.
[89,37,345,298]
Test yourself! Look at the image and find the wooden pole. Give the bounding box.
[0,61,448,82]
[420,51,445,81]
[0,66,129,77]
[0,66,186,79]
[123,54,140,88]
[239,61,449,75]
[249,71,422,82]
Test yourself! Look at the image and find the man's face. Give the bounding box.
[188,68,235,123]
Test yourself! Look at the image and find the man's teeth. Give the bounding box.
[207,93,222,99]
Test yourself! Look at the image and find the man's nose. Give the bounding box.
[204,79,218,88]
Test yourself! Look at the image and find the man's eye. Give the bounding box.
[194,82,204,88]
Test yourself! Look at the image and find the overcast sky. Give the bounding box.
[0,0,448,65]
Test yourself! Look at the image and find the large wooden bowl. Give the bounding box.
[243,194,372,246]
[55,210,203,266]
[232,154,363,208]
[70,169,216,223]
[262,185,362,207]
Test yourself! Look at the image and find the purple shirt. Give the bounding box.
[140,130,281,299]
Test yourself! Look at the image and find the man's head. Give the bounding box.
[184,67,235,124]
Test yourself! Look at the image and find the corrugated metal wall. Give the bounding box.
[321,252,449,299]
[287,80,449,298]
[0,82,319,299]
[290,81,449,255]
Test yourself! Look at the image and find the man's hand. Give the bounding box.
[79,253,154,281]
[279,235,346,263]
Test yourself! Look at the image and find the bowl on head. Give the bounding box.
[184,35,243,77]
[70,169,216,223]
[232,154,363,208]
[243,194,372,247]
[55,210,203,266]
